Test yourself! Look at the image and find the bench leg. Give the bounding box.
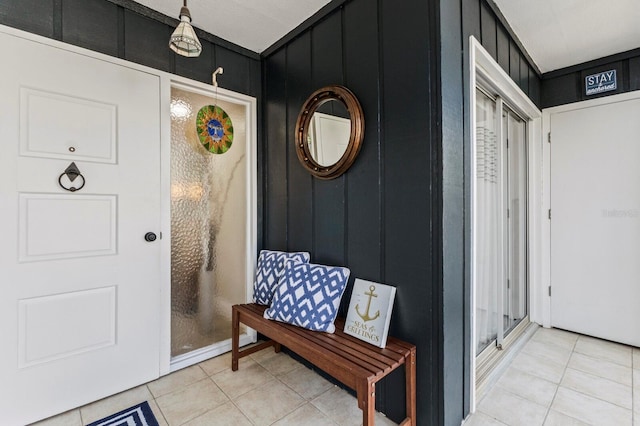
[232,306,239,371]
[405,348,417,425]
[357,379,376,426]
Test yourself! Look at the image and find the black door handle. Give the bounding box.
[144,232,157,242]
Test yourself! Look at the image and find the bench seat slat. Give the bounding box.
[239,304,407,368]
[334,319,411,359]
[321,333,404,372]
[274,320,393,377]
[234,305,373,388]
[252,305,405,361]
[249,305,404,373]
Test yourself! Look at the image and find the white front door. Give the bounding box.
[550,94,640,347]
[0,32,162,424]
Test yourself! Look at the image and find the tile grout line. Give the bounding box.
[146,383,170,426]
[549,336,636,423]
[540,332,579,425]
[156,375,229,426]
[211,355,312,426]
[567,347,635,379]
[254,353,370,425]
[235,398,258,426]
[171,371,252,426]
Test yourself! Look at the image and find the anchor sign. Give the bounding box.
[356,285,381,322]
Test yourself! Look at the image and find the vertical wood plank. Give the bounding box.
[496,23,510,74]
[249,58,261,98]
[215,46,252,95]
[529,66,542,106]
[312,12,344,88]
[509,40,520,86]
[175,39,214,85]
[62,0,118,57]
[343,0,382,311]
[0,0,54,38]
[480,1,497,60]
[311,11,346,266]
[462,0,481,42]
[541,73,578,108]
[264,49,288,250]
[286,33,314,253]
[519,54,529,92]
[381,0,436,422]
[124,10,172,72]
[630,57,640,91]
[443,0,467,421]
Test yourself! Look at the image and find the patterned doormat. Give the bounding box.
[86,401,159,426]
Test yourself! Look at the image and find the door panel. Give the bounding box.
[550,96,640,347]
[18,287,117,368]
[19,194,117,261]
[0,32,161,424]
[20,87,117,162]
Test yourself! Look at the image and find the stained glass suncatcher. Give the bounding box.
[196,105,234,154]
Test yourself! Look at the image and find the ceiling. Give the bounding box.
[493,0,640,73]
[134,0,331,53]
[136,1,640,72]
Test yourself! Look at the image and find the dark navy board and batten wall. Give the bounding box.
[263,0,441,423]
[263,0,541,425]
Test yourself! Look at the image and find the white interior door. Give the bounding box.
[0,32,162,424]
[550,95,640,347]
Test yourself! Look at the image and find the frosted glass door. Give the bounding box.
[170,87,248,357]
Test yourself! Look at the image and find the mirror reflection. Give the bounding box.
[307,100,351,166]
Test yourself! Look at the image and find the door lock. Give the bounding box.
[144,232,157,242]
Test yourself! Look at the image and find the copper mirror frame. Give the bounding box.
[295,85,364,180]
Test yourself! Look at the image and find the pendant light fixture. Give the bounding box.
[169,0,202,57]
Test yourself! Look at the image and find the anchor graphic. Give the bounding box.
[356,285,380,322]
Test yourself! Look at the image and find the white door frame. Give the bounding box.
[0,24,258,379]
[468,36,543,410]
[541,89,640,330]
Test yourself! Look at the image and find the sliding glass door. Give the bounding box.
[504,108,527,336]
[475,88,528,357]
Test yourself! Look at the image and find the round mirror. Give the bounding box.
[295,85,364,179]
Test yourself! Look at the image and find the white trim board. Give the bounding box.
[468,36,543,412]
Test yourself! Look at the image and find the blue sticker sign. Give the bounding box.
[585,70,617,96]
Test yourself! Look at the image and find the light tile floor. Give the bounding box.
[466,327,640,426]
[30,327,640,426]
[31,348,397,426]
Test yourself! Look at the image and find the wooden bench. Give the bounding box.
[232,303,416,426]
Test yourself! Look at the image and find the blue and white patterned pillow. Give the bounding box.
[264,262,350,333]
[253,250,310,305]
